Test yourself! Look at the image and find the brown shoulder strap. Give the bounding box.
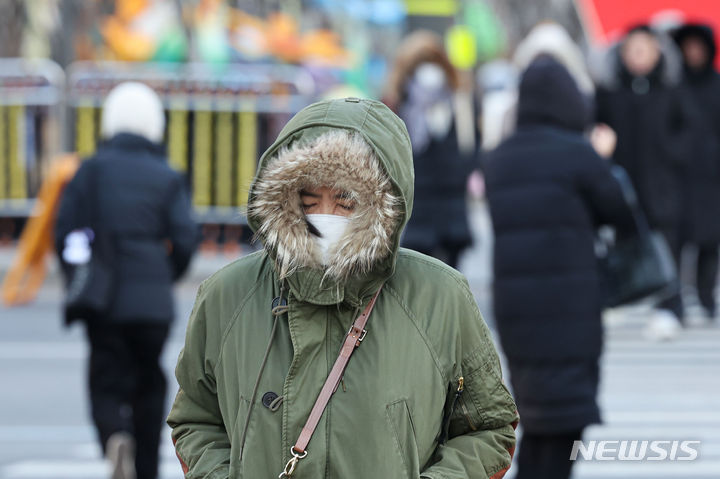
[278,286,383,478]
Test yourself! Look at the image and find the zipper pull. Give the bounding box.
[437,376,465,445]
[456,375,478,431]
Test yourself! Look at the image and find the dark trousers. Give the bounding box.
[658,228,684,319]
[695,243,719,316]
[86,321,170,479]
[515,430,583,479]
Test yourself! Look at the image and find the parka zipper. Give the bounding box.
[457,377,477,431]
[438,376,472,444]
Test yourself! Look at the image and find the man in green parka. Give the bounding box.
[167,98,518,479]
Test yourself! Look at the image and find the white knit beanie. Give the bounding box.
[100,82,166,143]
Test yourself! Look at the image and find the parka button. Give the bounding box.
[262,391,279,408]
[272,297,287,309]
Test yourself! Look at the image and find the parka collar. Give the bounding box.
[283,265,386,308]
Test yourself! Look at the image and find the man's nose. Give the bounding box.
[317,199,334,215]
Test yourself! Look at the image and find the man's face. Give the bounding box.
[682,36,709,70]
[300,186,355,217]
[621,31,661,76]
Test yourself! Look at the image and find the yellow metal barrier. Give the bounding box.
[76,103,97,158]
[214,110,233,207]
[168,102,188,172]
[192,109,213,207]
[0,107,6,198]
[0,59,64,215]
[237,110,258,208]
[66,61,314,223]
[8,105,28,199]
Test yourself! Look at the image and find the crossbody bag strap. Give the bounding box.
[278,285,383,478]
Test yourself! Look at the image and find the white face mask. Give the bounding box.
[414,63,447,91]
[306,214,351,264]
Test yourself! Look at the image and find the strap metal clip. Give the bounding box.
[278,447,307,478]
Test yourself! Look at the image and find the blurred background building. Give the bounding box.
[3,0,720,243]
[0,0,564,242]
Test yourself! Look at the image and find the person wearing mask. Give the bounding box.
[167,98,518,478]
[484,57,636,479]
[55,82,198,479]
[595,25,697,338]
[673,23,720,323]
[384,31,477,269]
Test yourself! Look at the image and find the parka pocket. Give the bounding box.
[386,398,421,479]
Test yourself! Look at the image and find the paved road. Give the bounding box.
[1,201,718,478]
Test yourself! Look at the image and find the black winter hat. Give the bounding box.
[517,54,592,132]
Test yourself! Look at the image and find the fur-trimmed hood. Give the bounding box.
[247,98,414,305]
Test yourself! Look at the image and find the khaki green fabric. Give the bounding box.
[168,99,518,479]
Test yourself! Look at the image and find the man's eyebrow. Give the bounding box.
[300,190,321,198]
[335,191,352,200]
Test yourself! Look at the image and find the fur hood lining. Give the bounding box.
[248,129,402,281]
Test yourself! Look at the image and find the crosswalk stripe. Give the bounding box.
[0,460,183,479]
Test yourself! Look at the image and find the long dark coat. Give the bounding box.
[484,57,635,434]
[401,122,476,254]
[595,46,697,230]
[673,24,720,244]
[55,133,198,323]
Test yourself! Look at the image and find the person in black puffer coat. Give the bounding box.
[55,82,198,479]
[484,56,635,479]
[595,25,698,326]
[673,24,720,321]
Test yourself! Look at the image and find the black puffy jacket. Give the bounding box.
[673,24,720,243]
[55,133,198,323]
[485,57,635,360]
[596,33,698,230]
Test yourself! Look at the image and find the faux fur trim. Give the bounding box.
[249,130,401,280]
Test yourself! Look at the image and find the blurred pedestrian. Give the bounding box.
[385,31,477,269]
[480,21,594,151]
[673,23,720,323]
[484,57,636,479]
[167,98,518,478]
[595,25,697,336]
[55,82,198,479]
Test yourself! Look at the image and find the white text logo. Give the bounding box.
[569,440,700,461]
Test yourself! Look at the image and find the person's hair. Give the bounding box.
[623,24,657,43]
[101,82,165,143]
[627,24,654,35]
[384,30,459,110]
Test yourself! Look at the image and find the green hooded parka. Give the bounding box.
[167,98,518,479]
